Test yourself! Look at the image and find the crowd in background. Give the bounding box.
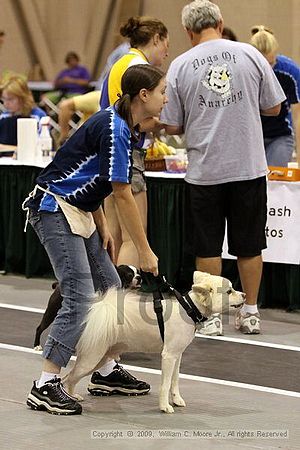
[1,17,300,167]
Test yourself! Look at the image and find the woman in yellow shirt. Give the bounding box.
[100,16,169,267]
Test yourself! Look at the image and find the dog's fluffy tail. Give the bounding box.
[76,288,119,356]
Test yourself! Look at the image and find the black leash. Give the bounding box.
[141,272,207,342]
[152,289,165,343]
[141,272,166,341]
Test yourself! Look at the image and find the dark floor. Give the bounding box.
[1,274,300,450]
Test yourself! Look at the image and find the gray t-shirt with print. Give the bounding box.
[161,39,286,185]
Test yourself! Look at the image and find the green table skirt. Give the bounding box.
[0,166,299,309]
[0,165,53,277]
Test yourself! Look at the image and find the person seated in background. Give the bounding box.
[222,26,238,41]
[250,25,300,167]
[58,90,101,144]
[0,75,46,156]
[57,27,166,162]
[57,41,131,145]
[41,51,91,106]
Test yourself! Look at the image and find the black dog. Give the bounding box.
[33,265,141,349]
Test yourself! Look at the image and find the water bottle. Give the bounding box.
[38,116,53,163]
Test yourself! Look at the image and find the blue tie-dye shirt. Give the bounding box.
[26,107,133,212]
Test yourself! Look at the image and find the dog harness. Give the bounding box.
[142,273,207,342]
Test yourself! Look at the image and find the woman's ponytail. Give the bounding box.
[115,93,137,138]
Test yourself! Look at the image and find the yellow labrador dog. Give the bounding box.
[63,271,245,413]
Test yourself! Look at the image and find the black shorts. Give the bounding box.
[186,177,267,257]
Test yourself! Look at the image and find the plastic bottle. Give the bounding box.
[38,116,53,163]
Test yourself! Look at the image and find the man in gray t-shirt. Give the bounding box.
[161,1,285,335]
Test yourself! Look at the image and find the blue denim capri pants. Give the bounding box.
[28,210,121,367]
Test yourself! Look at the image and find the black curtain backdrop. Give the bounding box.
[0,165,299,309]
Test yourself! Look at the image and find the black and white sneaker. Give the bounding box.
[88,364,150,396]
[27,378,82,415]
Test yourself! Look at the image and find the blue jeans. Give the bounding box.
[29,210,121,367]
[264,135,295,167]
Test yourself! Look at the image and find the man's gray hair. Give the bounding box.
[182,1,222,33]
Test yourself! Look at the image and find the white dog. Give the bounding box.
[63,271,245,413]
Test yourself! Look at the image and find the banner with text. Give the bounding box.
[222,181,300,265]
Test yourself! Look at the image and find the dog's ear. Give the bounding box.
[192,284,212,306]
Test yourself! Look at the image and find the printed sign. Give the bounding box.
[222,181,300,264]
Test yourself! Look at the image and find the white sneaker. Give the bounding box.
[199,313,223,336]
[235,309,261,334]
